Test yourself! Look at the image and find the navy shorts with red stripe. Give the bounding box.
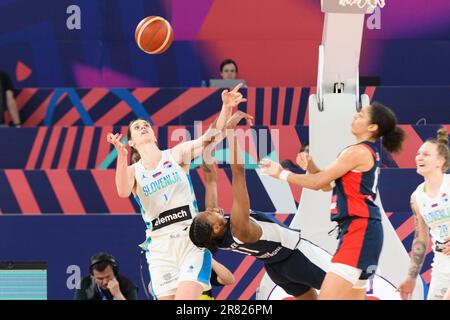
[332,218,383,280]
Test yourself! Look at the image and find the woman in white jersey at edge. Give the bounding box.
[106,83,247,300]
[398,127,450,300]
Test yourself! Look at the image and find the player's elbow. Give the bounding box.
[217,273,235,286]
[117,189,131,198]
[309,180,323,191]
[224,274,235,285]
[312,174,333,191]
[118,193,130,198]
[320,181,335,192]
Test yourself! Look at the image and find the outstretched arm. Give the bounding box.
[171,83,247,165]
[107,133,135,198]
[260,146,371,191]
[201,112,255,209]
[397,196,429,300]
[228,128,261,243]
[202,158,218,209]
[296,152,321,174]
[296,152,333,191]
[202,111,254,210]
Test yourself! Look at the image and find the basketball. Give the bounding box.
[135,16,174,54]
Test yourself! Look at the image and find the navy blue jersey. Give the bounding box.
[331,141,381,222]
[217,211,301,264]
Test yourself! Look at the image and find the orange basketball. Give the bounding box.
[135,16,174,54]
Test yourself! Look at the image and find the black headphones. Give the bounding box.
[89,253,119,276]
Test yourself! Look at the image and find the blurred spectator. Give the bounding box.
[0,70,21,127]
[281,143,309,169]
[74,252,138,300]
[220,59,238,80]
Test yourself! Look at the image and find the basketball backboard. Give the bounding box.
[321,0,386,14]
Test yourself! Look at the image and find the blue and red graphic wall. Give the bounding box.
[0,0,449,88]
[0,85,449,299]
[0,0,449,300]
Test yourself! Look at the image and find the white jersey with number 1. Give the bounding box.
[133,149,199,238]
[132,149,211,298]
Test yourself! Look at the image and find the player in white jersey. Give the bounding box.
[398,127,450,300]
[106,83,248,300]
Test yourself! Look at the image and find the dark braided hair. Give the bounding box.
[189,216,219,254]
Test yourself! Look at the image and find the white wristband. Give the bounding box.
[279,170,291,181]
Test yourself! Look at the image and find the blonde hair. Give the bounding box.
[427,127,450,172]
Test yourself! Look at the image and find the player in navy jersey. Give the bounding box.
[190,128,332,300]
[260,102,405,299]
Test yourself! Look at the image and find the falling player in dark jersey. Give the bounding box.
[190,126,332,300]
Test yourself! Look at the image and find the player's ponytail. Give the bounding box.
[426,127,450,172]
[189,216,218,254]
[381,126,405,154]
[127,119,143,165]
[130,148,141,165]
[369,102,405,154]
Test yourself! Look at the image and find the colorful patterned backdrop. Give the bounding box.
[0,0,449,300]
[0,0,449,87]
[0,84,449,299]
[4,86,450,127]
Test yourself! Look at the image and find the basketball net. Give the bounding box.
[339,0,386,10]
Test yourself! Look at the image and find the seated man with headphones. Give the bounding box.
[74,252,138,300]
